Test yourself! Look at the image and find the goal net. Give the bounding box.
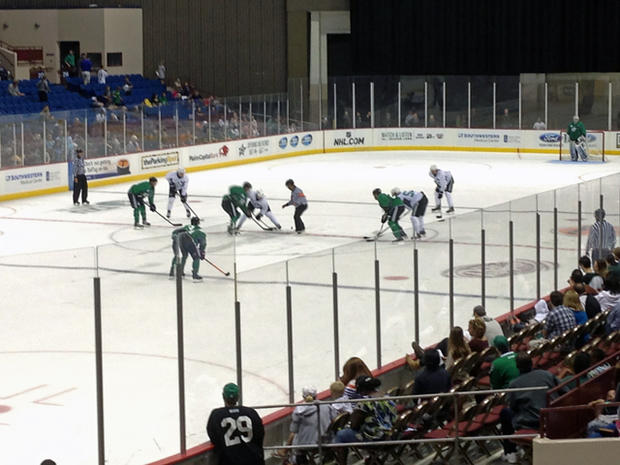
[559,130,605,162]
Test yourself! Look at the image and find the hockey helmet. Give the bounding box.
[177,167,185,177]
[243,181,252,190]
[191,216,200,226]
[255,189,264,199]
[391,187,401,196]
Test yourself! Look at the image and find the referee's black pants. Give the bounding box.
[294,204,307,232]
[73,174,88,204]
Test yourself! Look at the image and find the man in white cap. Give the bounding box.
[165,167,191,218]
[429,164,454,217]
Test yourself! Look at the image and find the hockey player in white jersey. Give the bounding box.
[236,182,282,230]
[391,187,428,239]
[165,168,191,218]
[429,165,454,216]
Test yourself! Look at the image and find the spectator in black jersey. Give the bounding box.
[207,383,265,465]
[412,349,451,397]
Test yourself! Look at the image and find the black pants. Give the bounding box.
[500,407,517,454]
[221,197,237,220]
[73,174,88,203]
[294,204,307,232]
[38,91,48,102]
[414,193,428,217]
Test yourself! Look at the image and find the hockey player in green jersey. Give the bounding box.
[128,177,158,228]
[567,115,588,161]
[373,188,407,241]
[170,216,207,281]
[221,182,252,234]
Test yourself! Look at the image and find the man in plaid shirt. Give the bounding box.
[543,291,577,340]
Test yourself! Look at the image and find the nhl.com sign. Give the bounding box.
[333,131,366,146]
[141,151,180,170]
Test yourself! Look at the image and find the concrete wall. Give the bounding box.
[0,8,142,82]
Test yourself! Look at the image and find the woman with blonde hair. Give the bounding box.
[340,357,372,399]
[564,289,587,325]
[467,318,489,352]
[446,326,471,370]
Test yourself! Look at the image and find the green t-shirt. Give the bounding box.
[64,53,75,67]
[490,352,520,389]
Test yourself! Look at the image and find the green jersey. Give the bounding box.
[376,192,403,212]
[567,120,586,142]
[172,224,206,251]
[223,185,249,215]
[129,181,155,205]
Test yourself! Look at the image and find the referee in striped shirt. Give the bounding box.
[586,208,616,261]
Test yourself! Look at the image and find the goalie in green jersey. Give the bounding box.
[170,216,207,282]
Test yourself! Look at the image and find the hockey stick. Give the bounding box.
[153,209,183,226]
[202,257,231,276]
[251,216,277,231]
[364,223,387,241]
[176,192,200,218]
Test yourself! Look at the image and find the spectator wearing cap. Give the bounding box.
[489,335,519,390]
[499,353,566,462]
[472,305,504,343]
[333,376,396,464]
[282,179,308,233]
[72,148,89,206]
[207,383,265,465]
[277,386,331,464]
[586,209,616,261]
[412,349,451,396]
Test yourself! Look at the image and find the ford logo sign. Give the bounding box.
[279,137,288,149]
[302,134,313,146]
[290,135,299,147]
[539,133,561,143]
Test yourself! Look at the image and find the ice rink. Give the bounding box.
[1,149,619,465]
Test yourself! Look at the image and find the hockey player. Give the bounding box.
[222,183,251,234]
[128,177,157,228]
[169,216,207,282]
[372,188,407,241]
[429,165,454,216]
[567,115,588,161]
[391,187,428,239]
[237,184,282,230]
[165,168,190,218]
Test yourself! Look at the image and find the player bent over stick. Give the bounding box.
[169,216,206,282]
[222,183,251,234]
[429,164,454,217]
[237,182,282,230]
[568,115,588,161]
[391,187,428,239]
[372,188,407,242]
[166,168,191,218]
[128,176,158,228]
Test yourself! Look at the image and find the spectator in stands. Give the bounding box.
[340,357,372,399]
[155,60,166,83]
[206,383,265,465]
[468,318,489,352]
[37,74,50,102]
[40,105,53,120]
[122,76,133,95]
[490,335,519,389]
[607,301,620,333]
[580,255,604,289]
[413,349,451,396]
[127,134,141,152]
[533,117,546,129]
[7,79,24,97]
[500,352,565,462]
[112,87,124,107]
[405,110,419,127]
[191,89,203,101]
[587,348,611,379]
[594,258,609,280]
[79,53,92,86]
[472,305,504,342]
[586,385,619,438]
[333,376,397,465]
[181,81,192,98]
[596,274,620,311]
[558,351,591,388]
[573,282,601,319]
[609,247,620,277]
[564,289,588,325]
[90,96,103,108]
[533,299,549,322]
[329,381,352,416]
[64,49,76,77]
[543,290,577,341]
[445,326,471,370]
[277,386,331,465]
[97,67,108,85]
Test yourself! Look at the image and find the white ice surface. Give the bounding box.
[1,150,619,465]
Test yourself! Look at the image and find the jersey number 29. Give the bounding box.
[221,416,253,446]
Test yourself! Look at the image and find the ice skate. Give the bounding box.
[82,200,90,205]
[74,202,79,206]
[192,272,203,282]
[169,267,175,280]
[134,222,143,229]
[392,236,404,242]
[446,207,455,213]
[143,221,151,227]
[420,230,426,236]
[166,210,171,218]
[431,206,441,212]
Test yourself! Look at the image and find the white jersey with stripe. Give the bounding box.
[165,171,189,196]
[397,190,423,211]
[430,169,452,192]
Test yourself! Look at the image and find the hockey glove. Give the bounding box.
[578,135,586,143]
[282,203,288,209]
[180,194,187,203]
[200,250,206,260]
[245,209,252,218]
[149,204,157,212]
[256,213,263,221]
[381,213,388,224]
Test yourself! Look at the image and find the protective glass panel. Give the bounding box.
[87,109,106,158]
[547,75,576,130]
[495,76,520,129]
[445,76,468,128]
[470,76,493,128]
[373,76,399,128]
[521,74,547,130]
[22,118,45,165]
[400,76,426,127]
